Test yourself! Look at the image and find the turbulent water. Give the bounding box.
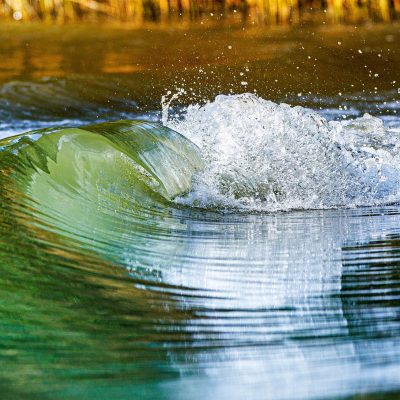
[166,94,400,211]
[1,24,400,400]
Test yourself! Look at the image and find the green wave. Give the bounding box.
[0,120,203,251]
[0,120,203,201]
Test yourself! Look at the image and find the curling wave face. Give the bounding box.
[166,94,400,211]
[0,120,203,252]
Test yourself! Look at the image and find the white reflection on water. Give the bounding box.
[125,207,400,399]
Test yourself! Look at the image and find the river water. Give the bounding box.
[0,22,399,399]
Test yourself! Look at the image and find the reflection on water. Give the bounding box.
[124,208,400,399]
[1,168,400,399]
[0,22,400,400]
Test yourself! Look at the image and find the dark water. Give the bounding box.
[0,22,400,400]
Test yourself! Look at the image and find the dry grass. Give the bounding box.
[0,0,399,24]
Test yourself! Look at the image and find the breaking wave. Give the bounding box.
[165,93,400,211]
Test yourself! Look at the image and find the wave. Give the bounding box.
[0,120,203,251]
[1,93,400,222]
[165,93,400,211]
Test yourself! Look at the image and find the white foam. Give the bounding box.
[164,93,400,211]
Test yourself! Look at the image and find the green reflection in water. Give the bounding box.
[0,120,204,399]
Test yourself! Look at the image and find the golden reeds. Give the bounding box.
[0,0,398,24]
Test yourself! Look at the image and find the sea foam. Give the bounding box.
[164,93,400,211]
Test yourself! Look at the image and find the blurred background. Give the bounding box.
[0,0,399,24]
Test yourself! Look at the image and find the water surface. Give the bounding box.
[0,22,400,400]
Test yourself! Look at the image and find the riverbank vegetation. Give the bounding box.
[0,0,399,25]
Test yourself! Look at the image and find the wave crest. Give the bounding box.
[165,93,400,211]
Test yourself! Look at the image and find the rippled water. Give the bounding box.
[0,23,400,400]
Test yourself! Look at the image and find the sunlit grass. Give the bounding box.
[0,0,399,24]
